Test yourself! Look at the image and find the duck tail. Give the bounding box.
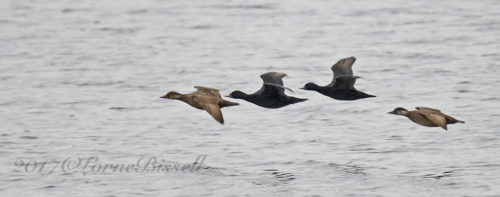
[355,90,375,99]
[220,99,239,107]
[291,97,308,104]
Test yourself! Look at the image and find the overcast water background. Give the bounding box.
[1,0,500,196]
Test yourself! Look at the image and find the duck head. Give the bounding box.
[161,91,182,99]
[388,107,409,116]
[300,83,320,91]
[225,91,248,99]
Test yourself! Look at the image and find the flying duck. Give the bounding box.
[161,86,239,124]
[300,56,375,100]
[388,107,465,130]
[226,72,307,108]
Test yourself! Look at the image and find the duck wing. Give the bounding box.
[194,95,224,124]
[332,76,361,89]
[418,111,448,130]
[263,83,295,93]
[194,86,221,98]
[260,72,286,86]
[258,72,291,95]
[328,57,361,88]
[331,56,356,78]
[416,107,464,124]
[415,107,441,112]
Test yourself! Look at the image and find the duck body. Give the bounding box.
[301,56,375,100]
[237,89,307,109]
[405,111,441,127]
[170,93,237,109]
[389,107,465,130]
[227,72,307,109]
[161,86,238,124]
[312,85,375,100]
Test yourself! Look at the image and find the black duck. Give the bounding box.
[300,57,375,100]
[226,72,307,108]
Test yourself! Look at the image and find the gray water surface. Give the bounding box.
[1,0,500,196]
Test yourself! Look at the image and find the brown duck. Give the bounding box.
[388,107,465,130]
[161,86,239,124]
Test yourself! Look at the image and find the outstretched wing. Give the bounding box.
[331,57,356,78]
[259,72,289,94]
[194,86,221,98]
[194,96,224,124]
[260,72,286,86]
[328,57,359,88]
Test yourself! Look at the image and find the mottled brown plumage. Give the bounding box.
[161,86,239,124]
[388,107,465,130]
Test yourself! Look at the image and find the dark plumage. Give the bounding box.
[300,56,375,100]
[226,72,307,108]
[161,86,239,124]
[388,107,465,130]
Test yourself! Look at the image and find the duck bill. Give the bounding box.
[299,85,305,89]
[160,95,168,98]
[388,111,396,114]
[225,94,232,98]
